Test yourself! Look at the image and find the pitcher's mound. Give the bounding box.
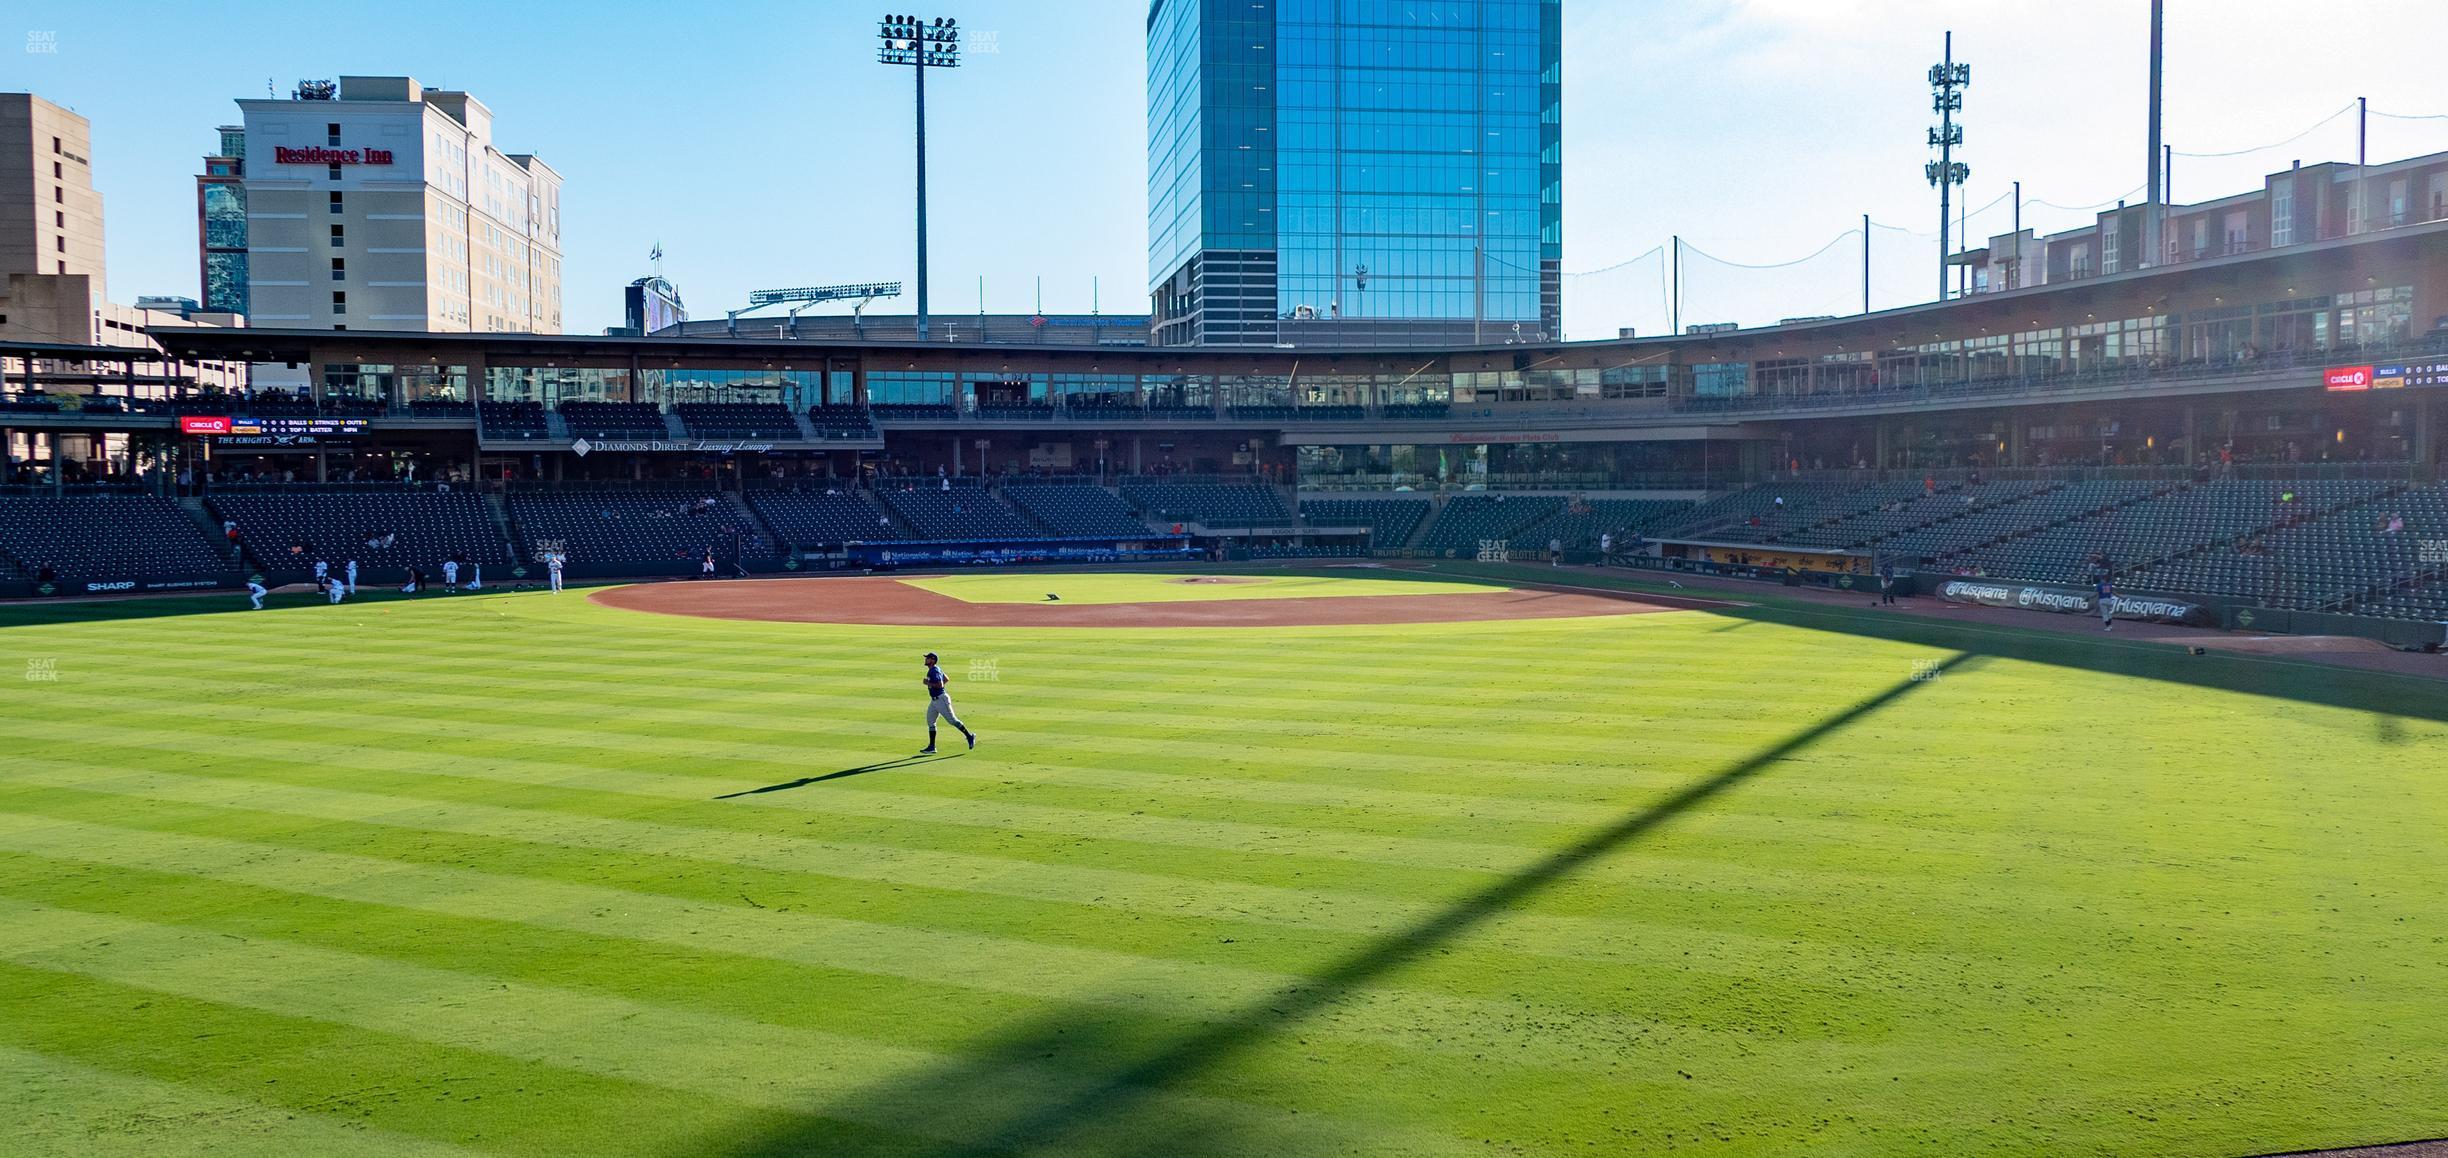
[593,576,1718,627]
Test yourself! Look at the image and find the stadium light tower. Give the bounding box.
[878,14,961,342]
[1925,32,1970,301]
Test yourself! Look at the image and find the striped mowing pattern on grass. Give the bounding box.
[2,577,2447,1157]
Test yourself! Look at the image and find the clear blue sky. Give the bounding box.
[13,0,2448,338]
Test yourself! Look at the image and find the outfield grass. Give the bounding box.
[2,569,2446,1157]
[901,571,1509,604]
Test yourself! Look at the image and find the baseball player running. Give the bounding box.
[919,651,976,754]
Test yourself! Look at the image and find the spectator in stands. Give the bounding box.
[2385,513,2406,534]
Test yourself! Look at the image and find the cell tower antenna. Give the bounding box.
[1925,32,1971,300]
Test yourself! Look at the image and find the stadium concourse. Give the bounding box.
[9,208,2448,646]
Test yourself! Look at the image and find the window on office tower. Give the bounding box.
[329,191,343,213]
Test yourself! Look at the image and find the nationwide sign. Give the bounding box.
[1936,579,2213,626]
[273,145,394,166]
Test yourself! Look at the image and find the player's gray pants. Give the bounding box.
[927,694,966,731]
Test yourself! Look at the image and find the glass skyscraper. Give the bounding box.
[1148,0,1561,348]
[196,125,248,316]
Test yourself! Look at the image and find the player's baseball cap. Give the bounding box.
[923,652,938,661]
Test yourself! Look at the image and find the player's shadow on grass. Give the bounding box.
[713,754,952,798]
[709,653,1975,1158]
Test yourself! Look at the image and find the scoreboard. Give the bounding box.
[179,415,369,446]
[2324,361,2448,391]
[2393,360,2448,389]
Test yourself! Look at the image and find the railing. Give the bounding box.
[0,482,155,496]
[201,480,438,494]
[1797,462,2431,486]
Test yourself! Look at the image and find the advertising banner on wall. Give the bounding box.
[1934,579,2214,626]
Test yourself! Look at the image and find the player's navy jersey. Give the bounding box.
[925,664,949,699]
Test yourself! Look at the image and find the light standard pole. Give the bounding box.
[878,14,961,343]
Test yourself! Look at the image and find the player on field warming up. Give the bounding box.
[919,651,976,754]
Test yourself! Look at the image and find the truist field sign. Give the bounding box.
[273,146,394,166]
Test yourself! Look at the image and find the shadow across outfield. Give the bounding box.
[707,653,1973,1157]
[713,753,952,799]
